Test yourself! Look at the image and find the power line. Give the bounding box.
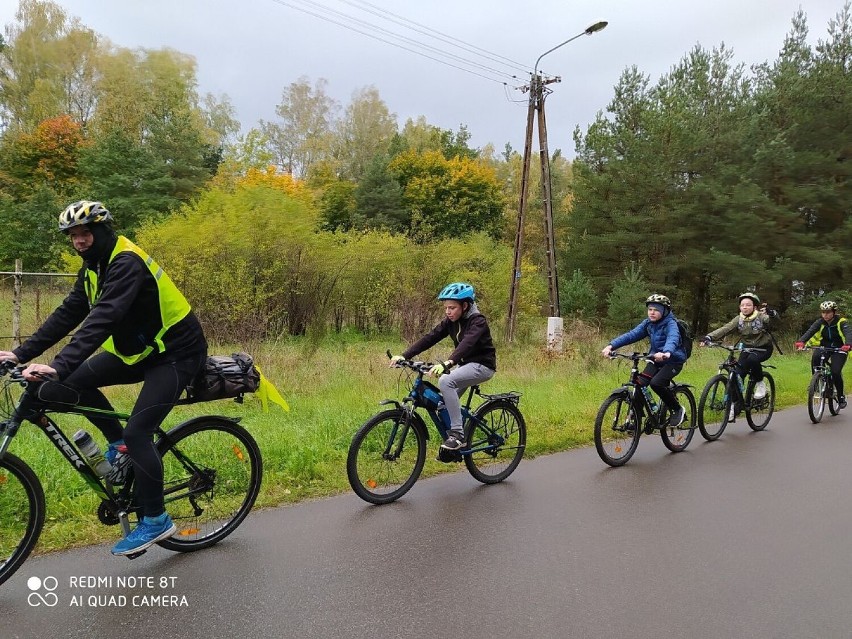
[339,0,532,75]
[284,0,519,81]
[269,0,523,87]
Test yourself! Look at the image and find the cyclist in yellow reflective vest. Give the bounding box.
[795,300,852,409]
[0,201,207,557]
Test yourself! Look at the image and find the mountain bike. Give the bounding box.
[697,342,775,440]
[802,346,847,423]
[346,353,525,504]
[0,361,263,587]
[594,352,696,467]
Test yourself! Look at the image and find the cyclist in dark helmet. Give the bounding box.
[0,200,207,557]
[602,294,689,427]
[700,292,773,421]
[795,300,852,409]
[390,282,496,451]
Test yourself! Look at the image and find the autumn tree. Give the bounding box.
[261,76,338,178]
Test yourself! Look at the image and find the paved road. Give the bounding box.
[3,406,852,639]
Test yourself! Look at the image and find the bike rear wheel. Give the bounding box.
[659,387,697,452]
[698,375,731,441]
[594,392,641,467]
[746,374,775,431]
[0,453,45,587]
[155,418,262,552]
[807,371,826,423]
[347,409,427,504]
[463,400,526,484]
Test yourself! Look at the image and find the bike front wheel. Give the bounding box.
[659,387,697,452]
[155,418,262,552]
[347,409,427,505]
[594,392,641,467]
[746,374,775,431]
[463,400,526,484]
[698,374,731,441]
[0,453,45,587]
[807,371,826,423]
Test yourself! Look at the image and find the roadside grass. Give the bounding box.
[5,337,815,553]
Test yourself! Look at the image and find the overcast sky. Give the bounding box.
[1,0,845,155]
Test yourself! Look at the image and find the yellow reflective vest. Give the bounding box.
[84,236,191,365]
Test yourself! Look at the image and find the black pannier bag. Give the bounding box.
[188,352,261,402]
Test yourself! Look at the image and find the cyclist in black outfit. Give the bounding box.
[0,201,207,556]
[795,300,852,409]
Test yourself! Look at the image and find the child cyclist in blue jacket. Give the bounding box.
[601,294,689,427]
[390,282,497,451]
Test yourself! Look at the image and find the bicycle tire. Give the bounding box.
[154,417,262,552]
[594,392,641,467]
[828,378,840,416]
[463,400,526,484]
[659,386,697,452]
[0,453,45,587]
[746,374,775,431]
[807,371,826,423]
[698,374,730,441]
[347,409,427,505]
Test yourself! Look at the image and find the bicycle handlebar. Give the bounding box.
[607,351,656,364]
[386,350,433,374]
[702,341,767,354]
[801,346,848,356]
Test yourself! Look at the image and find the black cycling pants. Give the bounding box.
[736,347,772,383]
[811,350,848,398]
[638,361,683,410]
[54,350,205,518]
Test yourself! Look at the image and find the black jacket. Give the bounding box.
[799,316,852,348]
[403,309,497,371]
[14,238,205,379]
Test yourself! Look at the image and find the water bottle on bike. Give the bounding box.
[72,430,112,477]
[641,385,658,413]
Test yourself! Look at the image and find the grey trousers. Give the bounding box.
[438,362,496,433]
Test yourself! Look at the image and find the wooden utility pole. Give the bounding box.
[506,74,561,341]
[506,78,538,343]
[504,22,608,344]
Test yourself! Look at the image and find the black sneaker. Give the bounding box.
[441,434,466,451]
[839,396,847,410]
[668,406,687,428]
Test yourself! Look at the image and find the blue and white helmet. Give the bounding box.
[438,282,475,302]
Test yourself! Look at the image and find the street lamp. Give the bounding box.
[506,20,608,346]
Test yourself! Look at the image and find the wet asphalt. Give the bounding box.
[2,405,851,639]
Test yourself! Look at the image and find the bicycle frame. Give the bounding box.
[807,346,846,379]
[612,352,666,430]
[707,342,773,404]
[0,370,239,536]
[386,359,520,458]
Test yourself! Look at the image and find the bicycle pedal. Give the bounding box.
[436,448,463,463]
[124,550,147,560]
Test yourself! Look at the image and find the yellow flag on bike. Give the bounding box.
[254,367,289,412]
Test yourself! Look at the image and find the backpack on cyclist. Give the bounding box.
[676,318,694,359]
[645,317,693,359]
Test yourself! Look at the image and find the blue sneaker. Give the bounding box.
[111,513,176,556]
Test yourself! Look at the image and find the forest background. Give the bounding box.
[1,0,850,344]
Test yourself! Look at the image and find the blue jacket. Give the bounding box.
[609,312,687,364]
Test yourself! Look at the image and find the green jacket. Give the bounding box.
[707,311,773,349]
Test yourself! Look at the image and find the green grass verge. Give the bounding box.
[2,339,816,553]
